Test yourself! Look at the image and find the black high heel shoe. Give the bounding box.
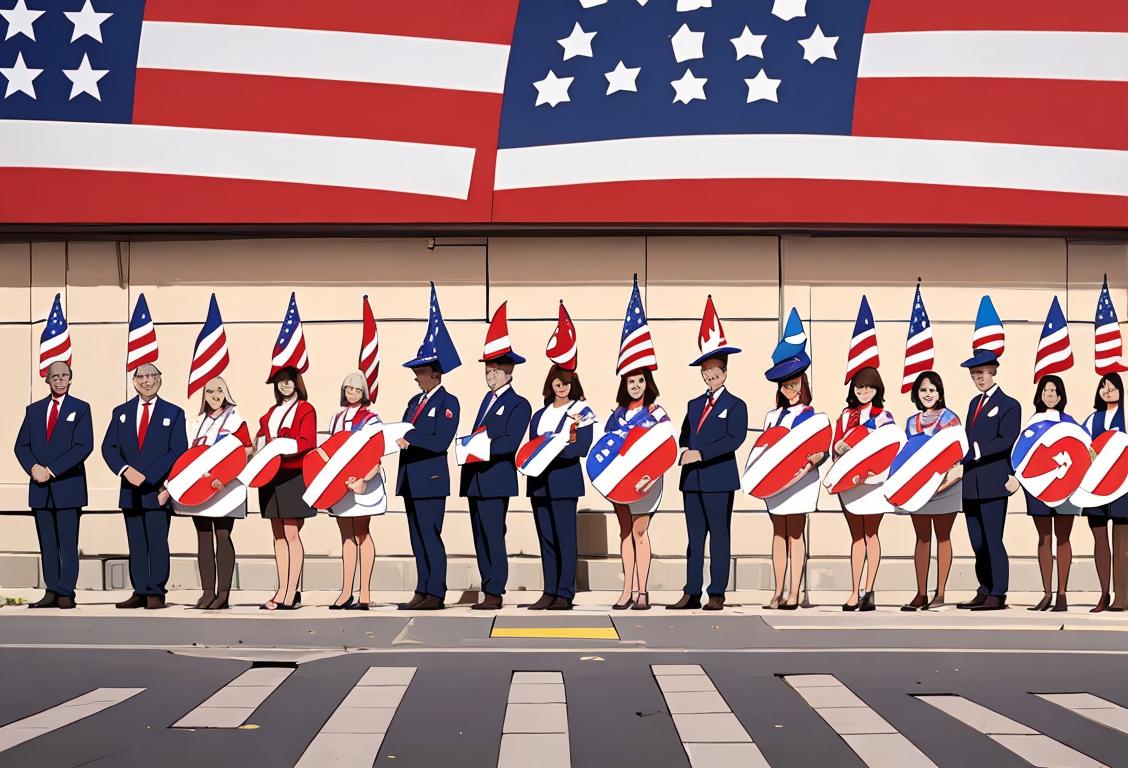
[778,600,799,610]
[860,592,876,612]
[612,593,636,610]
[901,594,927,612]
[842,597,860,611]
[206,592,230,610]
[330,595,355,610]
[1028,594,1052,611]
[631,592,651,611]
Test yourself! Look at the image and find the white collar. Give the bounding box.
[491,383,511,399]
[980,384,999,400]
[706,385,726,402]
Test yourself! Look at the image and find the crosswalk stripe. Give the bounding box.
[295,666,416,768]
[0,688,145,753]
[173,666,293,729]
[1037,693,1128,736]
[917,695,1108,768]
[652,665,770,768]
[783,675,937,768]
[498,672,571,768]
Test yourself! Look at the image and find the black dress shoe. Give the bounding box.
[702,596,725,611]
[116,594,146,609]
[345,601,370,611]
[29,591,58,609]
[860,592,876,612]
[1028,594,1052,611]
[329,595,355,610]
[546,597,573,611]
[416,596,444,610]
[472,594,503,610]
[145,595,167,610]
[1052,594,1068,612]
[666,594,702,610]
[957,593,987,609]
[970,595,1007,611]
[56,596,76,609]
[206,593,229,610]
[398,592,425,610]
[778,601,799,610]
[194,592,216,609]
[901,594,927,612]
[842,600,860,612]
[528,593,555,610]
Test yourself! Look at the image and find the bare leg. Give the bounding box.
[911,515,932,597]
[863,514,883,593]
[633,514,652,595]
[269,518,287,605]
[1054,515,1073,596]
[844,512,865,604]
[336,517,357,606]
[770,515,787,606]
[356,517,375,604]
[614,504,636,605]
[933,513,957,599]
[282,518,305,604]
[785,515,806,605]
[1033,516,1053,597]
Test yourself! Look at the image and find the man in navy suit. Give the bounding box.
[958,350,1021,611]
[14,361,93,609]
[101,363,187,609]
[671,342,749,611]
[460,345,532,610]
[396,362,460,611]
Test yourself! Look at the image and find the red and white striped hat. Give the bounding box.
[480,302,526,364]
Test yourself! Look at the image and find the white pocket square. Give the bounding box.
[717,409,728,419]
[119,413,126,423]
[987,406,999,418]
[66,412,76,422]
[497,405,505,415]
[427,406,436,417]
[162,417,171,426]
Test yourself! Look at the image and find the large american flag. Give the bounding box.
[1094,275,1128,376]
[0,1,1123,227]
[900,282,934,394]
[38,292,71,377]
[616,274,657,376]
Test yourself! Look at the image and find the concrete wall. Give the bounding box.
[0,235,1125,592]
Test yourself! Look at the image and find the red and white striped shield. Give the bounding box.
[824,423,907,495]
[455,428,491,465]
[1012,420,1091,507]
[238,437,299,488]
[166,434,247,507]
[302,421,386,510]
[742,412,833,499]
[517,432,570,478]
[588,419,678,504]
[883,426,968,512]
[1070,430,1128,508]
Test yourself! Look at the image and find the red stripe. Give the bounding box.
[491,179,1128,228]
[142,0,520,46]
[192,335,228,370]
[865,1,1128,33]
[904,339,935,356]
[133,70,502,149]
[854,79,1128,151]
[1036,335,1072,358]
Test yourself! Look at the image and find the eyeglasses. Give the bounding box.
[47,374,71,382]
[134,373,160,382]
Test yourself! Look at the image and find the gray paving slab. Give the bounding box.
[656,675,717,693]
[229,667,293,687]
[672,713,752,743]
[663,690,730,714]
[652,664,706,676]
[340,685,408,708]
[792,684,866,709]
[917,695,1037,735]
[357,666,416,686]
[294,732,387,768]
[173,707,255,729]
[841,734,938,768]
[990,734,1106,768]
[0,727,47,753]
[511,672,564,684]
[503,703,568,734]
[321,706,396,734]
[684,742,772,768]
[508,683,566,704]
[817,705,897,735]
[1037,693,1115,710]
[197,685,278,709]
[1078,708,1128,735]
[785,674,841,688]
[497,733,571,768]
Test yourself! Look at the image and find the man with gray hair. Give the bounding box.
[101,363,187,609]
[14,361,93,609]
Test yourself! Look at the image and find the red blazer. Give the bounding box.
[257,400,317,470]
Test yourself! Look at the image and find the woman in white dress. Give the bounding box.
[175,376,252,610]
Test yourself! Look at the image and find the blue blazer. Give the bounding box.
[460,387,532,498]
[14,395,94,510]
[678,389,749,492]
[101,396,188,510]
[525,404,594,499]
[397,386,460,500]
[961,388,1021,500]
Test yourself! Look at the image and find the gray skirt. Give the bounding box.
[258,469,315,519]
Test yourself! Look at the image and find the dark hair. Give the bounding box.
[775,372,812,408]
[1034,375,1067,413]
[412,363,443,377]
[616,368,660,409]
[542,365,585,405]
[1094,372,1124,410]
[271,368,308,405]
[845,366,885,409]
[910,371,946,412]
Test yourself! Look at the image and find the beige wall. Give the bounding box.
[0,235,1125,566]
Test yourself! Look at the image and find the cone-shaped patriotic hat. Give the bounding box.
[403,282,461,373]
[546,300,578,370]
[480,301,525,364]
[690,295,740,366]
[962,295,1004,368]
[765,308,810,382]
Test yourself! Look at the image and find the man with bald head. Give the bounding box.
[15,362,93,609]
[101,363,187,609]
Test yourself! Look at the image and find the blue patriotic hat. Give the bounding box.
[404,283,462,373]
[765,308,811,382]
[961,349,1001,368]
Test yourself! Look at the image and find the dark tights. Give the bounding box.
[194,517,236,596]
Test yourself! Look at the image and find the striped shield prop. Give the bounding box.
[455,427,491,466]
[883,426,968,512]
[166,434,247,507]
[238,437,299,488]
[517,432,570,478]
[742,412,832,499]
[1070,430,1128,508]
[824,423,907,495]
[586,419,678,504]
[1011,420,1091,507]
[302,420,386,510]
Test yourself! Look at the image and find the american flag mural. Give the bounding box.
[187,293,229,397]
[900,281,934,394]
[38,292,71,377]
[268,292,309,381]
[125,292,157,372]
[0,0,1123,226]
[359,294,380,398]
[1094,275,1128,376]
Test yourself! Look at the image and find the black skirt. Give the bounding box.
[258,468,315,519]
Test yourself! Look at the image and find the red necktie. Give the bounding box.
[972,394,987,425]
[46,399,60,442]
[137,401,151,449]
[696,395,714,433]
[410,395,429,424]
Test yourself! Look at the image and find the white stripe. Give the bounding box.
[192,326,225,358]
[272,328,305,368]
[592,420,675,497]
[972,326,1003,341]
[127,339,159,362]
[1036,326,1068,350]
[1034,347,1073,374]
[1095,338,1122,353]
[1037,693,1128,736]
[0,120,475,199]
[167,435,244,503]
[173,667,292,729]
[482,335,512,356]
[785,675,936,767]
[902,350,934,368]
[138,21,511,93]
[302,421,384,508]
[238,437,298,486]
[360,336,379,361]
[39,331,70,355]
[859,31,1128,81]
[846,347,879,372]
[295,667,415,768]
[653,665,768,766]
[188,349,228,389]
[918,695,1106,767]
[500,672,571,767]
[494,135,1128,196]
[0,688,144,753]
[1095,322,1121,336]
[128,323,155,341]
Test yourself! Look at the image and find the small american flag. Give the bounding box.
[125,292,158,372]
[844,294,878,384]
[972,295,1005,358]
[1034,295,1072,383]
[269,292,309,381]
[359,294,380,398]
[900,281,934,394]
[546,300,578,370]
[616,274,656,376]
[38,292,71,377]
[187,293,230,397]
[1094,275,1127,376]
